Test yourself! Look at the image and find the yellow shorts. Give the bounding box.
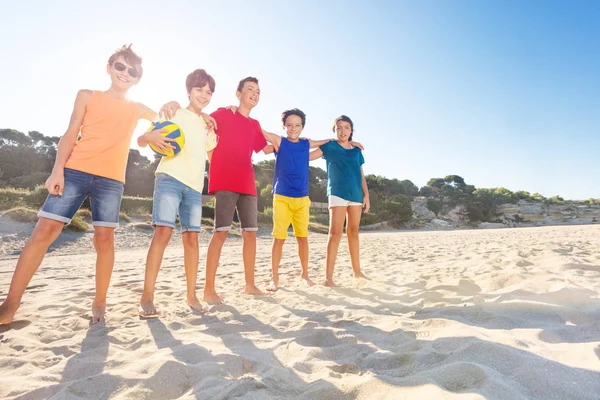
[272,194,311,239]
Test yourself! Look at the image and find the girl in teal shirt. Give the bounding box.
[311,115,370,286]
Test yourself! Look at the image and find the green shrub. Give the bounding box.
[202,205,214,219]
[8,172,48,190]
[66,215,89,232]
[384,194,412,223]
[131,222,154,231]
[427,199,443,216]
[467,204,484,222]
[308,222,328,234]
[121,196,153,216]
[310,214,329,226]
[544,195,565,205]
[360,213,380,226]
[28,185,49,208]
[75,209,92,223]
[119,211,131,223]
[257,207,274,224]
[201,217,214,229]
[0,187,30,209]
[2,207,38,223]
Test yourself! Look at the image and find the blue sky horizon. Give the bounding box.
[1,0,598,199]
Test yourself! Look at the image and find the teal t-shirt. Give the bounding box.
[320,141,365,203]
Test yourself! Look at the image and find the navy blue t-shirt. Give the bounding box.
[320,141,365,203]
[272,137,310,197]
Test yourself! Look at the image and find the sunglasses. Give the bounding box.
[113,62,140,78]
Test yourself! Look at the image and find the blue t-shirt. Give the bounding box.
[272,137,310,197]
[320,141,365,203]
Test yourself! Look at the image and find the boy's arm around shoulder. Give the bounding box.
[136,103,177,152]
[261,129,282,151]
[206,128,217,162]
[137,102,157,121]
[45,89,92,195]
[308,138,334,148]
[309,148,323,161]
[263,144,275,154]
[135,102,156,146]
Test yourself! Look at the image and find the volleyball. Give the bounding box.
[147,121,185,157]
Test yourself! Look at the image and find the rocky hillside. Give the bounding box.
[411,197,600,229]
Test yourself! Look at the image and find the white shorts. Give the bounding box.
[328,195,363,208]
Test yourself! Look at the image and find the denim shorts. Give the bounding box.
[38,168,124,228]
[152,173,202,232]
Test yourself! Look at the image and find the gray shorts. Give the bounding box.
[214,191,258,232]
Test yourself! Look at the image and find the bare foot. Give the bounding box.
[353,272,370,280]
[266,280,279,292]
[244,284,264,296]
[91,300,107,325]
[323,279,336,287]
[301,276,316,288]
[187,296,208,314]
[203,290,224,305]
[139,296,161,317]
[0,298,19,325]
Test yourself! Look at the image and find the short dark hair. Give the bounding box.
[237,76,259,92]
[186,69,215,93]
[332,115,354,141]
[281,108,306,128]
[108,44,143,78]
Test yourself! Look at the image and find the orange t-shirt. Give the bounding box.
[65,91,139,183]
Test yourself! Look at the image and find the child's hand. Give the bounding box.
[201,113,217,130]
[363,196,370,214]
[159,101,181,120]
[350,141,365,150]
[225,105,238,114]
[45,171,64,196]
[144,128,175,153]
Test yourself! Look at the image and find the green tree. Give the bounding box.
[259,184,273,211]
[383,194,412,224]
[123,150,158,197]
[0,129,33,147]
[0,146,46,181]
[308,166,327,202]
[444,175,466,188]
[427,177,446,189]
[427,198,443,216]
[419,186,434,197]
[545,195,565,205]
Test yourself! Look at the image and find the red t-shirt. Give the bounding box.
[208,108,267,195]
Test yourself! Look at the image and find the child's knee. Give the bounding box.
[241,230,256,241]
[153,226,173,244]
[346,226,359,237]
[182,232,198,247]
[295,236,308,245]
[33,219,64,243]
[328,231,343,242]
[211,231,228,245]
[94,229,115,250]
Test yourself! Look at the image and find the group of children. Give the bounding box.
[0,44,371,326]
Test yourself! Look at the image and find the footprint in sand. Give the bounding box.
[432,362,488,393]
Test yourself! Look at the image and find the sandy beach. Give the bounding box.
[1,224,599,399]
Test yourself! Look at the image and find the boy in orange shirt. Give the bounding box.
[0,45,171,326]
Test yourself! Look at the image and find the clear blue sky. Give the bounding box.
[1,0,598,199]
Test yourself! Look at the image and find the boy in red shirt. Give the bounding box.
[161,77,269,304]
